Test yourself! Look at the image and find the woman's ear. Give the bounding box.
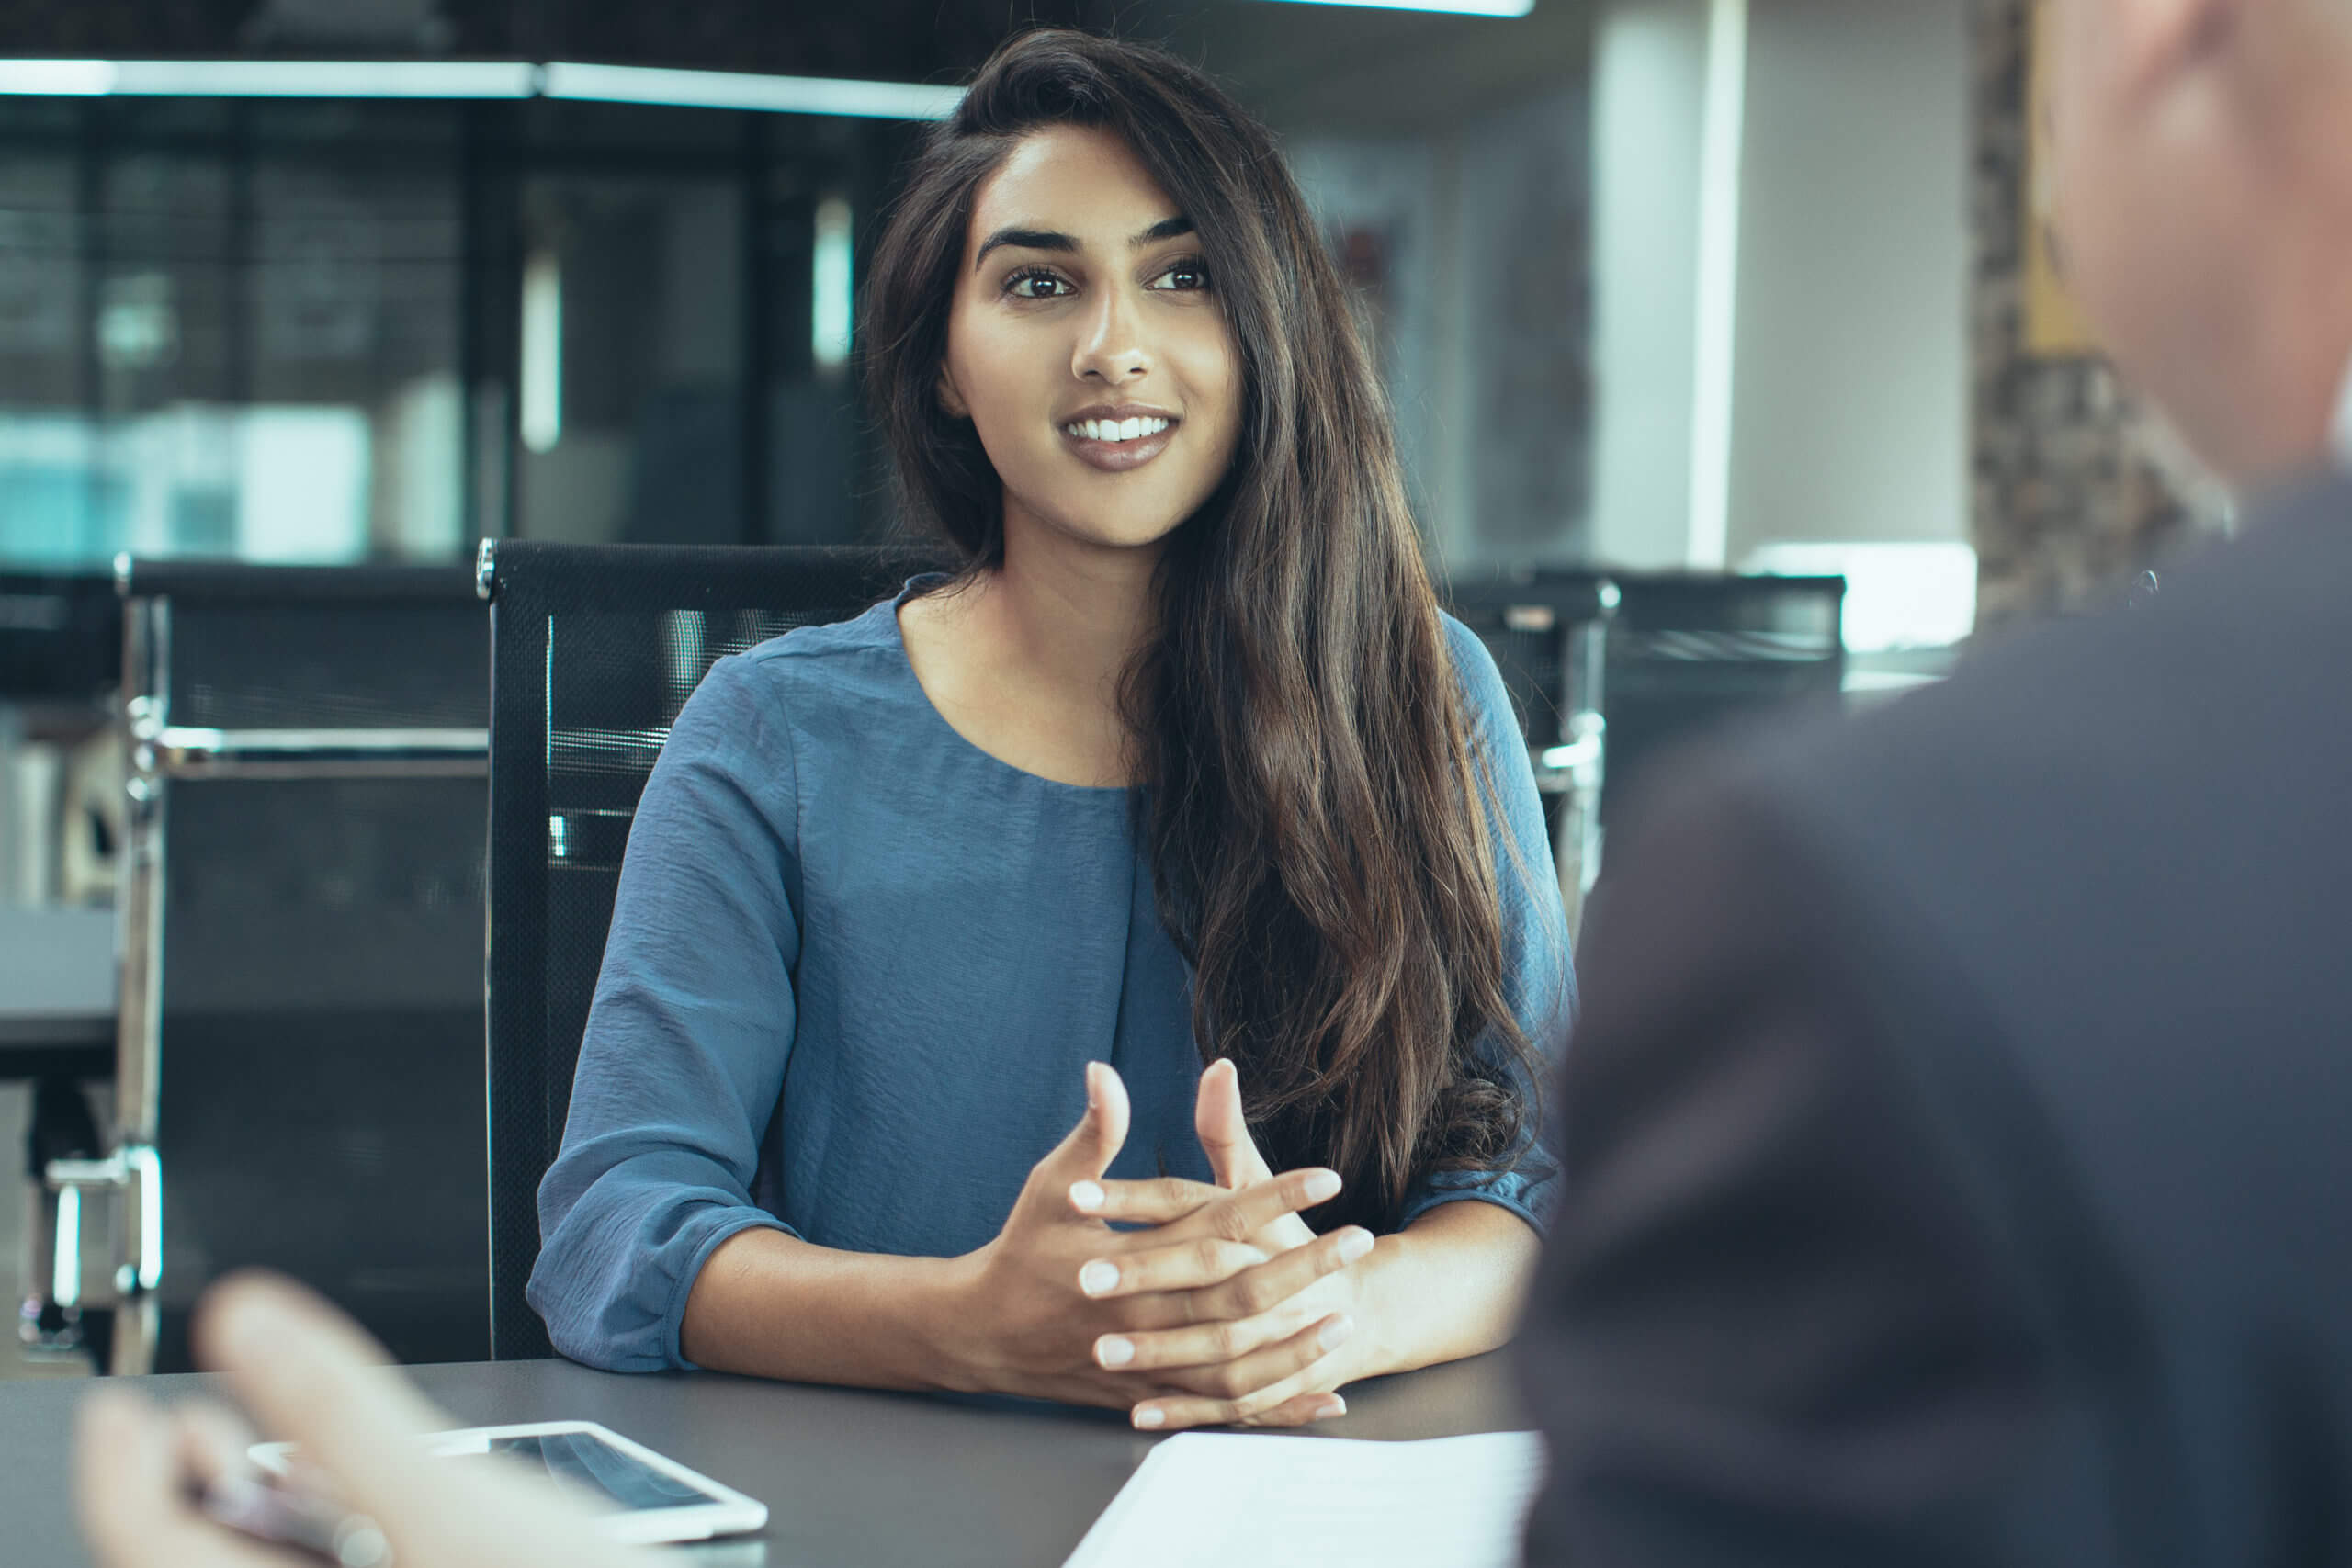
[936,365,971,420]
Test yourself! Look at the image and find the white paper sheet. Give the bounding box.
[1061,1429,1547,1568]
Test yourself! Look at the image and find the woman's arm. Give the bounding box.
[1353,1198,1544,1373]
[679,1229,972,1390]
[680,1062,1368,1417]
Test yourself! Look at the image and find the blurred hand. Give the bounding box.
[75,1272,655,1568]
[1076,1060,1383,1431]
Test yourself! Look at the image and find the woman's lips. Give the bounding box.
[1060,421,1178,473]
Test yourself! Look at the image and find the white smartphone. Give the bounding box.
[249,1419,769,1546]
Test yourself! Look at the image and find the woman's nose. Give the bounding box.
[1072,288,1151,383]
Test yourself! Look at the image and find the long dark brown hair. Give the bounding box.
[862,28,1556,1233]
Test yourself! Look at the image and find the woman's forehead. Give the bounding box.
[966,126,1184,254]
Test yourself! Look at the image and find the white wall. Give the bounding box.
[1589,0,1710,569]
[1725,0,1970,562]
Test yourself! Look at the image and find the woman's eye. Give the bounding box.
[1006,270,1073,299]
[1149,260,1211,292]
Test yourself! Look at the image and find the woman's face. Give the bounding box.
[941,124,1243,555]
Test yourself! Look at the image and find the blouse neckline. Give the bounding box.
[882,574,1136,800]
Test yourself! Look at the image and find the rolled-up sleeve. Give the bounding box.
[1399,620,1579,1233]
[526,653,802,1371]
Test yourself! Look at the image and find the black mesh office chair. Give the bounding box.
[1598,571,1849,831]
[47,561,491,1374]
[479,540,950,1360]
[1442,570,1619,937]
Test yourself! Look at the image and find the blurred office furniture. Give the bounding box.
[1596,572,1848,832]
[0,574,121,708]
[2,906,116,1361]
[44,561,491,1375]
[1,572,123,906]
[478,539,946,1359]
[3,572,124,1362]
[1443,571,1618,940]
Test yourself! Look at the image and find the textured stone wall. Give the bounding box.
[1969,0,2209,629]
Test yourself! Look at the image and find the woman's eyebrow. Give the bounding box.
[973,215,1194,272]
[973,226,1075,270]
[1132,215,1193,245]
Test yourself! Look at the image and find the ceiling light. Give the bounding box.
[540,62,962,120]
[0,58,961,118]
[0,59,536,97]
[1248,0,1535,16]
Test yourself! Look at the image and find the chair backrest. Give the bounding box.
[116,560,490,1373]
[480,540,950,1360]
[1600,571,1848,829]
[1442,569,1618,751]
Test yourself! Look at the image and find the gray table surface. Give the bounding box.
[3,1350,1528,1567]
[0,906,115,1050]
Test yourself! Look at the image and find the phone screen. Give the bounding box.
[465,1431,714,1514]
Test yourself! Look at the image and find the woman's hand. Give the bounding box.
[1075,1060,1389,1431]
[946,1061,1360,1411]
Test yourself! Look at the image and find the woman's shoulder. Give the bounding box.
[699,593,922,708]
[666,592,922,759]
[1435,611,1517,735]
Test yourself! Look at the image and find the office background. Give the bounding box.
[1,0,2210,1380]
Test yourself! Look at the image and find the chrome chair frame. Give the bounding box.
[40,558,487,1375]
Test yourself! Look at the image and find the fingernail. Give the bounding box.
[1319,1315,1356,1352]
[1069,1180,1105,1213]
[1085,1061,1104,1109]
[1096,1336,1136,1368]
[1337,1228,1374,1264]
[1304,1169,1342,1203]
[1079,1260,1121,1297]
[1319,1395,1347,1419]
[1133,1406,1166,1429]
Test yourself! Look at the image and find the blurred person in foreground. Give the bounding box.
[77,1274,653,1568]
[1519,0,2352,1562]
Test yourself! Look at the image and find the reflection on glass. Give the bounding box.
[0,109,465,569]
[811,196,853,372]
[521,247,563,454]
[517,174,743,546]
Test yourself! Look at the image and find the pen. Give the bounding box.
[195,1472,393,1568]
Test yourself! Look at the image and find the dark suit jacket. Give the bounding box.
[1519,472,2352,1567]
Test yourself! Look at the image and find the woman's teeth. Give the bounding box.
[1064,416,1172,444]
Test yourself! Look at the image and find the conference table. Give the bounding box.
[4,1348,1529,1566]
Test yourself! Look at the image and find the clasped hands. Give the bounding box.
[953,1058,1380,1431]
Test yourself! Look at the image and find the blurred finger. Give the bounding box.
[172,1402,260,1492]
[1193,1059,1276,1190]
[1076,1235,1268,1304]
[75,1389,294,1568]
[192,1273,457,1527]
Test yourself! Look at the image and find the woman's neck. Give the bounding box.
[980,507,1160,708]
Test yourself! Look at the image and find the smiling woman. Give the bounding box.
[938,147,1238,527]
[527,29,1575,1435]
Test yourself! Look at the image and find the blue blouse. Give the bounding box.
[528,585,1576,1371]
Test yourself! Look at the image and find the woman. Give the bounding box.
[530,28,1574,1432]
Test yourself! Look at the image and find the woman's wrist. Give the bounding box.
[1343,1228,1417,1380]
[909,1247,1000,1395]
